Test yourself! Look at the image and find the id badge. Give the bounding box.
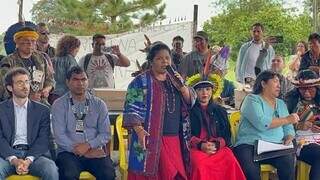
[76,120,84,133]
[33,70,44,83]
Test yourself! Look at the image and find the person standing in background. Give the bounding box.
[171,35,186,69]
[288,41,308,79]
[235,23,275,84]
[79,34,130,89]
[178,31,211,79]
[299,33,320,74]
[49,35,80,104]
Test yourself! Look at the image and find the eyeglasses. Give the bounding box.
[14,80,31,87]
[40,32,50,35]
[299,87,316,93]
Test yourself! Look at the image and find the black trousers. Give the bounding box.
[56,151,115,180]
[233,144,295,180]
[298,143,320,180]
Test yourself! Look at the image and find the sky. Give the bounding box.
[0,0,305,34]
[0,0,216,33]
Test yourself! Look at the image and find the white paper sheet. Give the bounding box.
[257,140,294,155]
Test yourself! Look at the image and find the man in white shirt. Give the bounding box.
[79,34,130,88]
[236,23,275,84]
[0,68,58,179]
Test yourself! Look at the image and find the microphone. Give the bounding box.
[166,65,184,88]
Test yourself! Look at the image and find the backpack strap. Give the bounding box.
[105,54,115,69]
[84,53,92,71]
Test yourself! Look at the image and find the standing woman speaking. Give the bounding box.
[123,42,195,180]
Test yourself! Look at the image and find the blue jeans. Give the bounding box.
[0,150,59,180]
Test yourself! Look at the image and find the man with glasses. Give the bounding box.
[0,27,54,103]
[286,69,320,118]
[285,69,320,180]
[178,31,211,79]
[36,23,55,59]
[36,23,55,75]
[271,55,294,99]
[0,68,58,179]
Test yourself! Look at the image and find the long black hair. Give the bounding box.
[146,41,171,62]
[252,70,280,94]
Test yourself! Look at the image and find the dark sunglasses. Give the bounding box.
[40,32,50,35]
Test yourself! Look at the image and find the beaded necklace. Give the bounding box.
[163,79,176,114]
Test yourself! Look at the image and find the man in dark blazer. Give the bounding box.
[0,68,58,179]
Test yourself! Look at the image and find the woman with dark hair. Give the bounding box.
[299,33,320,74]
[233,70,299,180]
[49,35,80,104]
[288,41,308,79]
[123,42,195,180]
[189,79,245,180]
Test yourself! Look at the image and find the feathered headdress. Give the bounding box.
[186,46,230,99]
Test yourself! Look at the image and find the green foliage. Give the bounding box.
[31,0,166,35]
[203,0,312,62]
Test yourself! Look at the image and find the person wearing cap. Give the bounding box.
[171,35,186,69]
[0,27,54,104]
[123,42,195,179]
[234,70,298,180]
[178,31,212,79]
[271,55,294,100]
[299,33,320,74]
[285,69,320,180]
[235,23,275,84]
[189,79,245,180]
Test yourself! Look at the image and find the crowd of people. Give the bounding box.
[0,21,319,180]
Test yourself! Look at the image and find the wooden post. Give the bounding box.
[192,4,198,50]
[18,0,24,22]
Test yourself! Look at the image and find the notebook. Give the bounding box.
[253,139,296,162]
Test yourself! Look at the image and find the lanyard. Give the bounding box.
[70,98,89,121]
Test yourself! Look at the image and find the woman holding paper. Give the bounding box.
[233,70,299,180]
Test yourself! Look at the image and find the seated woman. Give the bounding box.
[285,69,320,180]
[189,79,245,180]
[233,70,299,180]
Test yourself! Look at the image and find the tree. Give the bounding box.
[303,0,320,31]
[31,0,166,35]
[203,0,312,61]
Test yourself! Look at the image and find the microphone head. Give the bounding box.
[166,65,175,75]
